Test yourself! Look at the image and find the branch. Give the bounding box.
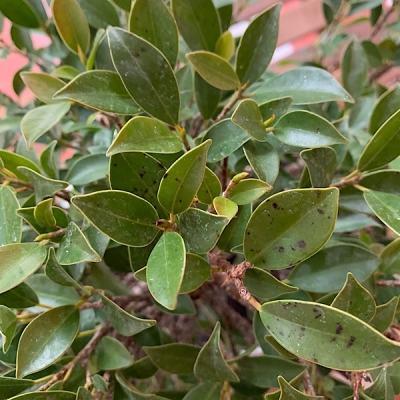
[215,83,249,123]
[331,173,363,189]
[370,3,397,39]
[369,62,395,84]
[298,359,316,396]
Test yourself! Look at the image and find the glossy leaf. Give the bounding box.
[236,4,281,85]
[0,0,40,28]
[212,197,238,220]
[274,111,348,148]
[278,376,324,399]
[0,186,21,246]
[197,167,221,204]
[76,0,120,29]
[8,392,75,400]
[331,273,376,322]
[108,27,180,125]
[369,297,399,332]
[358,109,400,172]
[94,336,133,370]
[147,232,186,310]
[0,306,17,353]
[101,294,156,336]
[182,382,221,400]
[244,188,339,270]
[52,0,90,55]
[20,72,65,104]
[16,305,80,378]
[21,102,71,149]
[53,70,140,115]
[158,140,211,215]
[0,243,47,294]
[186,51,240,90]
[300,147,337,187]
[230,179,272,205]
[194,322,239,382]
[34,198,56,228]
[254,67,353,105]
[0,283,38,309]
[72,190,160,247]
[180,253,210,293]
[360,170,400,196]
[144,343,200,375]
[194,72,221,120]
[129,0,178,66]
[380,238,400,274]
[107,116,182,156]
[172,0,221,51]
[0,151,40,181]
[177,208,228,253]
[0,377,35,400]
[65,154,109,186]
[364,190,400,234]
[260,300,400,370]
[40,141,58,179]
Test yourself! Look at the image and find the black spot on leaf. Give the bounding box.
[297,240,306,249]
[347,336,356,348]
[317,208,324,215]
[336,323,343,334]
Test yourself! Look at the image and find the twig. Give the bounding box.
[331,173,363,189]
[351,371,362,400]
[299,359,317,396]
[104,371,116,400]
[370,2,397,39]
[214,83,249,123]
[221,157,229,191]
[376,280,400,287]
[37,322,111,391]
[369,62,395,83]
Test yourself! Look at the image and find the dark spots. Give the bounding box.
[250,248,254,252]
[145,29,148,33]
[335,323,343,334]
[314,313,322,319]
[163,173,169,179]
[157,162,164,168]
[278,246,285,253]
[256,249,261,254]
[279,331,284,336]
[134,53,140,57]
[282,302,291,309]
[317,208,324,215]
[141,47,146,52]
[300,327,305,332]
[316,190,322,198]
[144,188,148,194]
[179,199,182,202]
[153,180,157,185]
[313,308,320,313]
[347,336,355,348]
[175,178,180,182]
[312,357,318,363]
[330,337,336,342]
[290,245,296,251]
[297,240,306,249]
[139,172,144,178]
[273,202,278,209]
[246,230,251,235]
[113,163,117,167]
[293,303,297,308]
[328,216,331,219]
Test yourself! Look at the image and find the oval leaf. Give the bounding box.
[0,0,40,28]
[94,336,133,370]
[0,186,22,246]
[20,72,65,104]
[195,71,221,120]
[197,167,222,204]
[230,179,272,205]
[213,197,238,220]
[0,377,35,400]
[65,154,109,186]
[0,283,39,309]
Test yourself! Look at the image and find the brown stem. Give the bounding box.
[215,82,249,123]
[351,371,362,400]
[56,190,71,203]
[376,280,400,287]
[299,359,317,396]
[369,62,395,84]
[370,3,397,39]
[331,173,363,189]
[221,157,229,191]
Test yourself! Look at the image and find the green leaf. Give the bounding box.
[0,151,40,181]
[212,197,238,220]
[341,38,368,99]
[182,382,221,400]
[53,71,140,115]
[20,102,71,149]
[194,72,221,120]
[331,273,376,322]
[232,99,268,141]
[360,170,400,196]
[158,140,211,215]
[358,109,400,172]
[230,179,272,205]
[90,262,131,296]
[278,376,324,399]
[194,322,239,382]
[300,147,337,187]
[259,97,293,122]
[380,238,400,274]
[129,0,178,66]
[76,0,120,29]
[34,199,56,228]
[18,167,68,203]
[253,67,353,105]
[369,297,399,332]
[16,305,80,378]
[369,85,400,134]
[236,3,281,85]
[0,186,21,246]
[0,283,38,309]
[274,111,348,148]
[72,190,160,247]
[215,30,234,61]
[8,392,76,400]
[244,188,338,270]
[288,244,379,293]
[364,368,395,400]
[180,253,210,293]
[364,190,400,234]
[121,356,157,379]
[144,343,200,375]
[155,293,196,315]
[52,0,90,55]
[244,268,298,301]
[0,243,47,294]
[76,387,93,400]
[40,141,58,179]
[112,0,131,11]
[0,306,17,353]
[93,336,133,370]
[108,27,180,125]
[0,377,35,400]
[204,120,249,163]
[243,140,279,185]
[107,116,182,156]
[101,294,156,336]
[197,167,222,204]
[0,0,40,28]
[260,300,400,370]
[20,72,65,104]
[147,232,186,309]
[177,208,228,253]
[65,154,109,186]
[172,0,221,51]
[186,51,240,90]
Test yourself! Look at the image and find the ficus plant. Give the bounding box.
[0,0,400,398]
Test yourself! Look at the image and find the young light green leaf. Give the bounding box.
[147,232,186,310]
[288,245,379,293]
[260,300,400,371]
[158,140,211,215]
[186,51,240,90]
[364,190,400,234]
[274,111,348,148]
[0,0,40,28]
[20,72,65,104]
[177,208,228,253]
[215,31,234,61]
[52,0,90,55]
[0,243,47,294]
[107,116,182,156]
[236,4,281,85]
[369,297,399,332]
[230,179,272,205]
[129,0,178,66]
[180,253,210,293]
[72,190,160,247]
[53,70,140,115]
[182,382,221,400]
[21,102,71,149]
[40,141,58,179]
[278,376,324,399]
[101,294,156,336]
[244,188,339,270]
[108,27,180,125]
[93,336,133,370]
[0,283,39,309]
[213,197,238,220]
[34,198,56,228]
[358,109,400,172]
[0,186,21,246]
[197,167,222,204]
[0,377,35,400]
[331,273,376,322]
[0,306,17,353]
[253,67,353,105]
[16,305,80,378]
[0,151,40,181]
[194,322,239,382]
[172,0,221,51]
[194,72,221,120]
